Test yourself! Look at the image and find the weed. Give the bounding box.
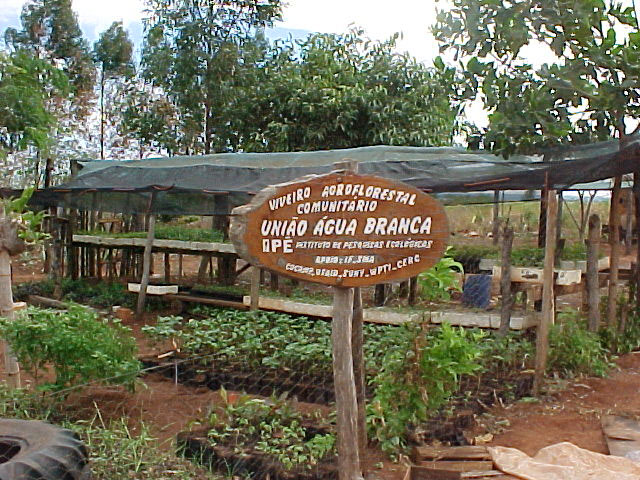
[0,305,140,391]
[549,311,612,377]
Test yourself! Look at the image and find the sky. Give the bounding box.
[0,0,445,63]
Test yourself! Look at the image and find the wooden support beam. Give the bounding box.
[586,214,601,332]
[534,189,557,395]
[492,190,500,245]
[136,213,157,320]
[498,225,514,335]
[332,287,363,480]
[607,175,622,328]
[352,287,367,458]
[250,266,260,311]
[409,276,418,306]
[164,253,171,283]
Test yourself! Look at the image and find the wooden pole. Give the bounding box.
[250,266,260,311]
[625,188,633,255]
[534,189,557,395]
[351,287,367,458]
[332,286,363,480]
[164,253,171,283]
[607,175,622,328]
[136,195,157,320]
[408,276,418,306]
[498,225,514,335]
[492,190,500,245]
[634,172,640,310]
[586,214,601,332]
[0,249,20,388]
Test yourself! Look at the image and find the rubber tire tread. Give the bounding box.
[0,419,90,480]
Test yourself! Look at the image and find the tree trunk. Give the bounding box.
[100,70,105,160]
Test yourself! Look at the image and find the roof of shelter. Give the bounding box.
[33,136,640,215]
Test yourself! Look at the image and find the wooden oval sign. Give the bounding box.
[230,172,449,287]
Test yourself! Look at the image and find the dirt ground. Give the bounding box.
[3,250,640,479]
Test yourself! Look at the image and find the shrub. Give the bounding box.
[367,323,484,454]
[0,305,140,391]
[418,249,464,302]
[548,313,612,377]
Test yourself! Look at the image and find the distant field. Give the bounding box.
[445,197,612,247]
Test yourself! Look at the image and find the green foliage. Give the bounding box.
[93,22,134,77]
[234,29,461,152]
[0,385,208,479]
[141,0,282,154]
[78,224,225,243]
[434,0,640,154]
[5,0,95,97]
[14,278,166,310]
[0,50,69,154]
[144,309,398,380]
[69,411,211,480]
[206,392,335,471]
[548,312,612,377]
[367,323,484,454]
[418,249,464,302]
[0,306,140,391]
[4,188,48,244]
[448,245,498,265]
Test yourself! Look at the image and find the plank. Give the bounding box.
[491,265,581,286]
[419,461,494,472]
[406,465,516,480]
[165,294,248,310]
[413,446,491,462]
[73,234,236,253]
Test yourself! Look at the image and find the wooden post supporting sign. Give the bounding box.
[534,188,557,395]
[230,164,449,479]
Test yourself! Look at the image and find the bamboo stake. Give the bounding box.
[534,189,557,395]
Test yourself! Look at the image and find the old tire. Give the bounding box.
[0,419,90,480]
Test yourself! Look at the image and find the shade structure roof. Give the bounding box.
[34,136,640,215]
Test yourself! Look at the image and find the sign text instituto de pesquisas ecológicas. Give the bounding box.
[230,171,449,287]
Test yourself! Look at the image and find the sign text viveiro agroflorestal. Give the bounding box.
[231,172,449,287]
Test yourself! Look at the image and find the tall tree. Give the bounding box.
[434,0,640,327]
[141,0,282,155]
[229,29,461,152]
[0,50,68,158]
[4,0,95,103]
[94,22,134,159]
